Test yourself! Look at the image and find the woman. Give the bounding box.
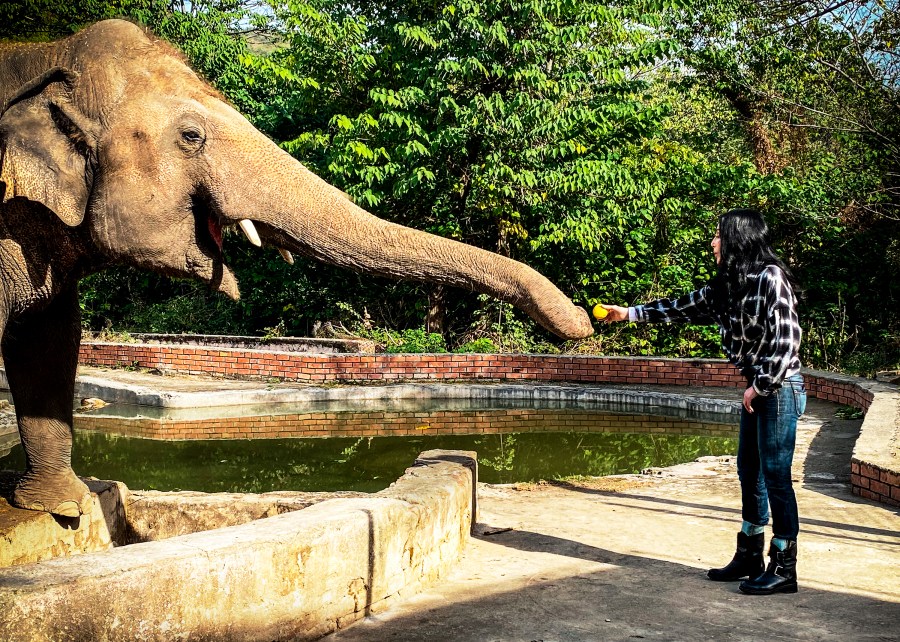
[600,208,806,595]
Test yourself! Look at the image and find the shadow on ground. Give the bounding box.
[545,487,899,545]
[329,526,899,642]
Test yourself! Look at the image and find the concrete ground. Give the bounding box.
[324,397,900,642]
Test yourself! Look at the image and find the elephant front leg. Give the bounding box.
[3,287,91,517]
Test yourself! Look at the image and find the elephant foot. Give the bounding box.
[11,470,93,517]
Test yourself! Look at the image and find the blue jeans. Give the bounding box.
[737,374,807,540]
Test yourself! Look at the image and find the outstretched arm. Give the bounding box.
[598,286,718,325]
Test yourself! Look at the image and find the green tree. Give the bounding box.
[249,0,680,341]
[6,1,897,372]
[660,0,900,373]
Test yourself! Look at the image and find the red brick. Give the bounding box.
[879,469,899,487]
[870,480,890,497]
[860,463,878,480]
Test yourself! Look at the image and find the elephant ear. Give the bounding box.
[0,68,97,227]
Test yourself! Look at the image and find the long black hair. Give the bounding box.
[711,208,801,312]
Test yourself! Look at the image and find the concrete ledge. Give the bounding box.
[803,368,900,507]
[0,450,476,641]
[0,474,370,568]
[121,488,369,544]
[75,380,744,416]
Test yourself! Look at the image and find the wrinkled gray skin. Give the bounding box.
[0,20,593,517]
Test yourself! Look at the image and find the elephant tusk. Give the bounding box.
[238,219,262,247]
[278,248,294,265]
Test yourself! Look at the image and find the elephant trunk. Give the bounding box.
[216,128,594,340]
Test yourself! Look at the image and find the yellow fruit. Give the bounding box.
[592,304,608,320]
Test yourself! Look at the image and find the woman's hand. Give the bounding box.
[743,386,759,413]
[600,305,629,322]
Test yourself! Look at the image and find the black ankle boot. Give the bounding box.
[707,532,765,581]
[739,540,798,594]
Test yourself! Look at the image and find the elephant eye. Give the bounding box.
[178,125,206,154]
[181,129,204,144]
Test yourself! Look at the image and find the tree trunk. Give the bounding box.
[721,88,778,175]
[425,285,446,336]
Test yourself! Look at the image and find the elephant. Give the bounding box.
[0,19,593,517]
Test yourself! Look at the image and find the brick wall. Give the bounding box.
[74,409,737,441]
[804,373,876,410]
[804,373,897,508]
[78,342,899,507]
[851,462,900,507]
[78,343,749,387]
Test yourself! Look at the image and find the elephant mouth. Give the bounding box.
[187,190,292,299]
[191,190,227,258]
[207,211,224,252]
[187,189,240,297]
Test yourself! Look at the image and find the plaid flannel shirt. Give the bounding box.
[632,265,802,396]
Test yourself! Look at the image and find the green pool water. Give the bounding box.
[0,406,738,492]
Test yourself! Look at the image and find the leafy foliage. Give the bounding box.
[661,0,900,373]
[252,0,684,324]
[3,0,898,373]
[383,329,448,354]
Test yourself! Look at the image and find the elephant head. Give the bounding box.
[0,20,591,517]
[0,19,593,340]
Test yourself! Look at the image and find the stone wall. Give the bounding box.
[78,342,900,507]
[0,450,476,641]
